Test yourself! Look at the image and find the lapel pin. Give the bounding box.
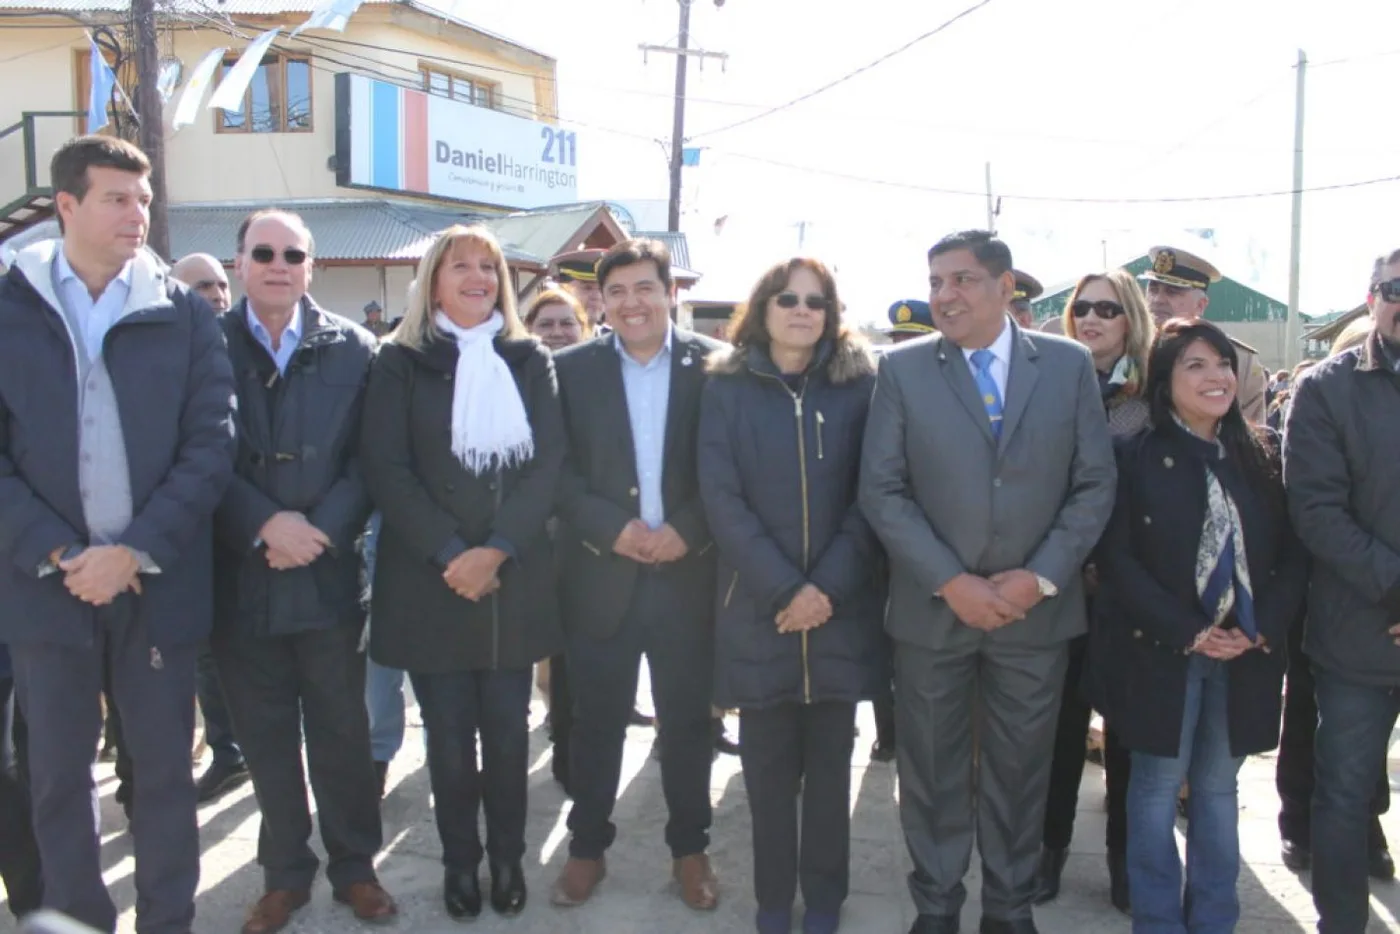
[682,354,694,367]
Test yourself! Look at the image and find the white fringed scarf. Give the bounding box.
[434,310,534,475]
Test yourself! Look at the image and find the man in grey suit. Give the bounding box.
[860,230,1116,934]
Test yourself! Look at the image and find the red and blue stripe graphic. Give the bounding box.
[357,78,429,193]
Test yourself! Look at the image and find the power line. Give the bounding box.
[711,149,1400,204]
[687,0,995,141]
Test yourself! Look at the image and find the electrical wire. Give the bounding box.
[687,0,995,141]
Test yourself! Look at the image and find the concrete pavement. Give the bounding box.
[3,698,1399,933]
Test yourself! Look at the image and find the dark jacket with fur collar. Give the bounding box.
[699,332,885,709]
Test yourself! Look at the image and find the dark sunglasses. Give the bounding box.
[775,292,828,311]
[1372,278,1400,302]
[250,245,309,266]
[1071,299,1126,320]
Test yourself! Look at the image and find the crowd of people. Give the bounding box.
[0,133,1397,934]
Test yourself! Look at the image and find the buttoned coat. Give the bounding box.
[554,328,723,640]
[859,321,1117,650]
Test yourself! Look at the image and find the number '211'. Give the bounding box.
[540,127,577,167]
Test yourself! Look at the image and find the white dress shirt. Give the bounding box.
[961,314,1014,400]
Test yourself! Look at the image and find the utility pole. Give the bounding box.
[132,0,170,258]
[641,1,727,233]
[984,162,995,231]
[1284,49,1307,368]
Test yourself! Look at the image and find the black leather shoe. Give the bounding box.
[1107,848,1131,915]
[979,918,1039,934]
[1033,847,1068,904]
[443,869,482,920]
[909,914,959,934]
[490,860,527,916]
[1281,839,1311,872]
[1370,845,1396,882]
[195,759,250,804]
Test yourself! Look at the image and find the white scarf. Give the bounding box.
[434,310,534,475]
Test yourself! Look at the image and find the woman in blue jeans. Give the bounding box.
[1089,319,1307,932]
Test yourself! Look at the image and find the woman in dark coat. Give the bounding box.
[1089,318,1308,933]
[360,225,565,920]
[698,257,883,934]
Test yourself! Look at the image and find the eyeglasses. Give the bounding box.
[1071,300,1126,320]
[1371,278,1400,302]
[249,245,309,266]
[775,292,828,311]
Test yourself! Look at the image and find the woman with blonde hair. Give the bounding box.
[361,225,565,920]
[1037,268,1155,913]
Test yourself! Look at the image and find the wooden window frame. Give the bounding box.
[214,53,314,135]
[420,63,498,110]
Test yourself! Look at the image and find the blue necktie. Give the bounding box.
[971,349,1003,440]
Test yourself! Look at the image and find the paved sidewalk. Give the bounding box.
[3,699,1399,933]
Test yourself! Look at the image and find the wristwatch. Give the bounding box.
[1035,574,1058,598]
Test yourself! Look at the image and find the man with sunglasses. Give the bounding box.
[1139,244,1267,424]
[1284,248,1400,934]
[213,209,394,934]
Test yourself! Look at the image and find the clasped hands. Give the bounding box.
[611,519,689,565]
[940,569,1044,632]
[776,583,832,634]
[51,544,142,606]
[1193,628,1262,660]
[442,546,507,602]
[259,511,331,570]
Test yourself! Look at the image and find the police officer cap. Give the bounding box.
[888,299,935,334]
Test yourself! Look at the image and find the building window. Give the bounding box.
[216,54,312,133]
[421,65,496,109]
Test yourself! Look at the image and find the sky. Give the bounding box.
[449,0,1400,324]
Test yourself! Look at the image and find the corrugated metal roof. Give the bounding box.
[170,199,542,265]
[635,230,690,270]
[486,202,612,261]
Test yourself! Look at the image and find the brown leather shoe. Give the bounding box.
[673,854,719,910]
[241,889,310,934]
[551,856,606,907]
[333,881,398,923]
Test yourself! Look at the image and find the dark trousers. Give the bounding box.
[104,681,133,813]
[1042,634,1130,853]
[567,570,714,860]
[0,675,42,919]
[897,637,1069,921]
[1276,620,1388,847]
[213,622,382,893]
[1311,668,1400,934]
[739,701,856,914]
[197,644,242,768]
[10,598,200,934]
[410,668,533,870]
[548,653,573,788]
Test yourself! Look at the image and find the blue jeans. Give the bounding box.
[365,660,406,765]
[1127,655,1245,934]
[1312,667,1400,934]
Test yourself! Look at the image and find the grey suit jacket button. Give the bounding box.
[1143,515,1152,525]
[993,478,1002,488]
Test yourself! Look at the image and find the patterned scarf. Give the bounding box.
[1103,355,1142,404]
[1179,416,1258,642]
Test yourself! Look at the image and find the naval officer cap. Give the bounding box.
[1011,270,1043,304]
[1139,246,1222,291]
[550,248,607,284]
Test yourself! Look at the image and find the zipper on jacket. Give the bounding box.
[757,371,814,704]
[724,571,739,608]
[815,411,825,460]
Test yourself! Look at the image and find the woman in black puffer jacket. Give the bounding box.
[698,256,884,934]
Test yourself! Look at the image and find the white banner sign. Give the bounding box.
[338,73,579,210]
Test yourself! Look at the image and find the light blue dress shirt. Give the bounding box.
[616,327,673,530]
[247,301,304,375]
[55,249,132,362]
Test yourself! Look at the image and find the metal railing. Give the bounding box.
[0,111,84,225]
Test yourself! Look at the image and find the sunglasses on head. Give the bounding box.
[1071,299,1126,320]
[775,292,828,311]
[1372,278,1400,302]
[250,245,309,266]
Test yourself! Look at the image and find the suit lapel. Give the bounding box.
[594,339,639,476]
[935,337,996,446]
[662,330,703,463]
[998,324,1040,453]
